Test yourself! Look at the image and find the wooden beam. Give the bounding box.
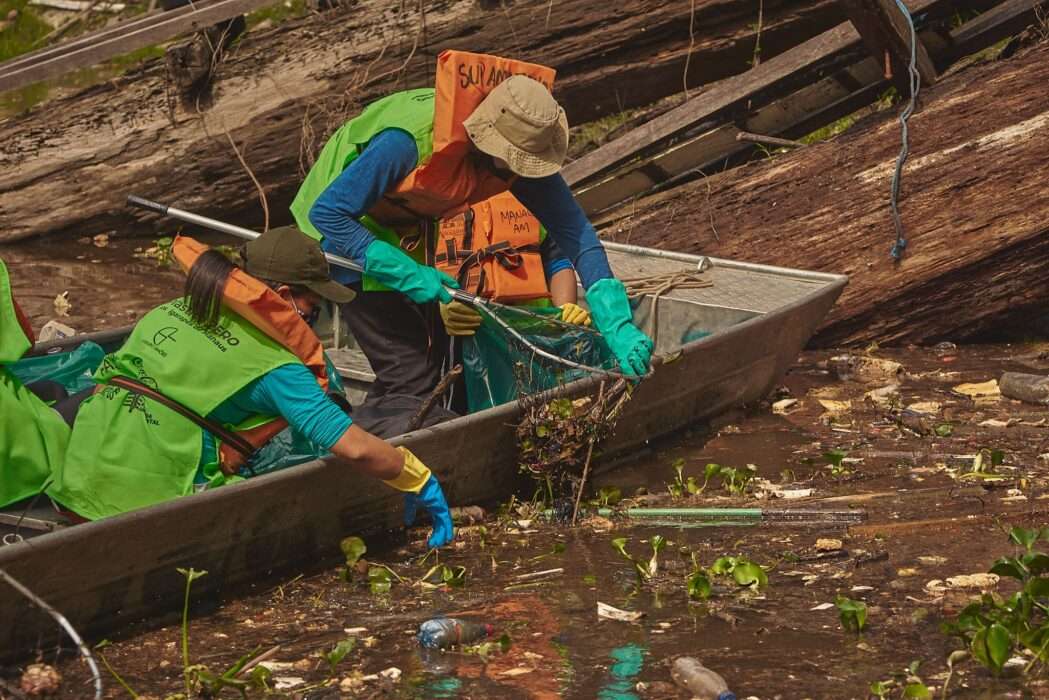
[0,0,279,93]
[560,0,962,190]
[946,0,1048,64]
[576,59,888,216]
[838,0,938,91]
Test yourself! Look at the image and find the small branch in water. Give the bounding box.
[0,569,103,700]
[409,364,463,431]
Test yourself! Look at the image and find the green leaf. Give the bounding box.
[176,567,208,583]
[1026,577,1049,598]
[989,557,1027,581]
[671,458,685,480]
[687,571,712,600]
[972,623,1012,673]
[611,538,631,561]
[536,424,550,438]
[1024,552,1049,576]
[836,595,867,633]
[247,665,271,690]
[823,449,847,468]
[986,623,1012,672]
[711,556,738,575]
[340,536,367,567]
[647,535,667,577]
[991,449,1006,467]
[597,486,622,506]
[903,682,931,698]
[324,638,356,675]
[1010,527,1039,552]
[442,565,467,588]
[685,476,701,495]
[935,423,954,437]
[870,680,892,698]
[705,463,722,480]
[732,561,768,588]
[368,566,392,595]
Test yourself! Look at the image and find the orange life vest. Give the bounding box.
[435,191,549,303]
[370,50,558,227]
[171,236,331,472]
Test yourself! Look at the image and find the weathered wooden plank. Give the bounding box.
[574,0,1019,216]
[561,0,949,189]
[575,58,887,214]
[838,0,938,90]
[0,0,278,92]
[946,0,1047,62]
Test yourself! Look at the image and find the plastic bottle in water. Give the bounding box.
[417,617,493,649]
[671,657,737,700]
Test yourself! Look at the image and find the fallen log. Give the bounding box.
[599,39,1049,346]
[0,0,848,243]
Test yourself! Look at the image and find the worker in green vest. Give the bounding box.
[48,228,454,548]
[0,258,72,509]
[290,51,652,404]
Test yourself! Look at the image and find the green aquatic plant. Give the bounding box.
[323,638,356,678]
[836,594,867,634]
[942,526,1049,675]
[176,567,207,694]
[611,536,667,585]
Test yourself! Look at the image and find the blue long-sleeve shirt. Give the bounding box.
[307,128,610,287]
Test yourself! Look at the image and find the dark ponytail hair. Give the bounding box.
[183,249,236,327]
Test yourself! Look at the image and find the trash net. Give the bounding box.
[461,304,619,413]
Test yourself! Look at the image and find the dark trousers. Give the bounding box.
[340,286,451,401]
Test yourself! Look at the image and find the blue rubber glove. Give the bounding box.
[585,277,654,377]
[403,475,455,548]
[363,239,459,304]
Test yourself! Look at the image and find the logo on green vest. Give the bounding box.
[153,327,179,346]
[167,299,241,352]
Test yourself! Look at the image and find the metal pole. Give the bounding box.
[127,195,639,379]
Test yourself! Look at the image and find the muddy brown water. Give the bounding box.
[4,244,1049,698]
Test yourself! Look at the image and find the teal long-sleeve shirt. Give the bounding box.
[199,362,352,475]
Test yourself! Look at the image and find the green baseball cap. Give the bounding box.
[243,225,356,303]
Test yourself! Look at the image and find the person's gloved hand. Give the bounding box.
[403,475,454,548]
[585,277,654,377]
[384,447,455,548]
[363,239,458,304]
[439,300,483,336]
[559,302,592,327]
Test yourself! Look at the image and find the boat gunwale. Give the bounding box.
[1,262,847,553]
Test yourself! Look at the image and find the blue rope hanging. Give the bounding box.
[888,0,921,261]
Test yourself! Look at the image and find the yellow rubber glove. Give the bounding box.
[559,302,592,327]
[439,300,483,336]
[383,446,432,493]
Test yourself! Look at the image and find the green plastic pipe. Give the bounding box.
[598,507,764,519]
[542,507,763,520]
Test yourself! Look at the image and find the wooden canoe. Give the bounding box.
[0,241,846,658]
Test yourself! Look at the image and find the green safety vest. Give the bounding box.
[290,89,436,291]
[0,259,71,508]
[49,298,302,521]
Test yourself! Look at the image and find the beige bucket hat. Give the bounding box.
[462,75,569,179]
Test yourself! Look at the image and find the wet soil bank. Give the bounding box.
[9,342,1049,698]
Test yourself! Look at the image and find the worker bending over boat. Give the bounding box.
[290,50,652,403]
[47,228,454,548]
[0,258,71,510]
